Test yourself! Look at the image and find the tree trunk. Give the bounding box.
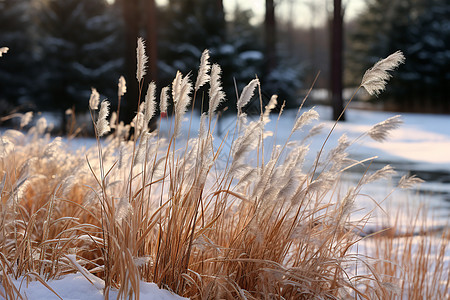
[121,0,140,124]
[265,0,277,75]
[330,0,344,121]
[215,0,223,12]
[215,0,225,34]
[145,0,158,84]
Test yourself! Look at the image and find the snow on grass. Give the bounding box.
[2,105,449,299]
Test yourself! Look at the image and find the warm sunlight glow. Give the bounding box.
[108,0,367,27]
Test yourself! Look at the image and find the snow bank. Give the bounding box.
[8,273,187,300]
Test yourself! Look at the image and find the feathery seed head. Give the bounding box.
[96,100,111,137]
[208,63,225,116]
[89,88,100,110]
[144,82,156,125]
[118,76,127,97]
[134,131,151,166]
[131,112,145,134]
[199,113,208,139]
[118,141,128,169]
[110,111,117,129]
[44,137,63,158]
[173,72,192,137]
[36,117,47,135]
[0,137,14,158]
[263,95,278,119]
[237,78,259,114]
[361,51,405,96]
[230,120,264,172]
[398,174,424,189]
[368,115,403,142]
[365,165,397,184]
[20,112,33,128]
[115,197,132,221]
[292,108,319,133]
[61,175,76,196]
[328,134,350,164]
[195,49,211,91]
[136,37,148,82]
[339,187,356,224]
[172,71,182,103]
[0,47,8,57]
[303,123,325,142]
[160,86,169,114]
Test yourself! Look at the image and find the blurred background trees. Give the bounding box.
[35,0,123,130]
[0,0,449,131]
[0,0,35,114]
[348,0,450,113]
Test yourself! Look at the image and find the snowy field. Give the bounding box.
[3,105,450,299]
[208,105,450,228]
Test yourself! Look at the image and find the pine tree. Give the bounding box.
[399,2,450,111]
[159,0,226,80]
[264,0,276,75]
[261,0,303,111]
[0,0,35,111]
[118,0,158,124]
[158,0,265,113]
[348,0,449,112]
[36,0,123,118]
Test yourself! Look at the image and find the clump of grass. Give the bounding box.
[355,203,449,299]
[1,41,446,299]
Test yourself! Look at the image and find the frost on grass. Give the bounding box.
[1,45,443,300]
[0,47,8,56]
[118,75,126,97]
[136,37,148,82]
[361,50,405,96]
[208,64,225,116]
[96,100,110,137]
[368,115,403,142]
[89,88,100,110]
[195,49,210,91]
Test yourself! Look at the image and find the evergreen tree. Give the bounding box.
[0,0,35,111]
[220,7,265,113]
[158,0,226,81]
[262,0,303,111]
[118,0,158,124]
[36,0,123,117]
[400,2,450,111]
[158,0,265,113]
[348,0,449,112]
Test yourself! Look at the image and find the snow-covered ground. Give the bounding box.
[3,105,450,299]
[157,104,450,230]
[216,105,450,172]
[160,105,450,172]
[228,105,449,225]
[6,273,187,300]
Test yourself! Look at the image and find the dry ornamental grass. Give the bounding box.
[0,40,447,299]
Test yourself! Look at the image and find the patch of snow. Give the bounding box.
[8,273,186,300]
[219,44,235,55]
[239,50,263,61]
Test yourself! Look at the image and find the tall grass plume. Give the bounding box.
[0,43,446,300]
